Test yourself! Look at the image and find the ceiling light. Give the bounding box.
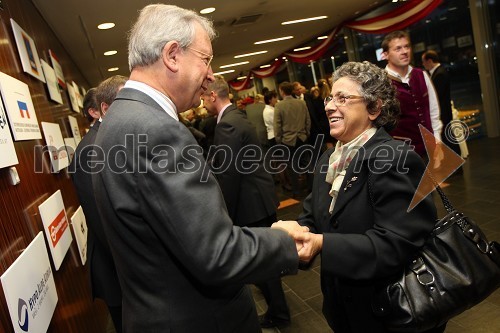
[260,64,271,68]
[293,46,311,52]
[107,67,119,72]
[104,50,117,56]
[219,61,249,69]
[213,69,235,75]
[237,76,247,80]
[200,7,216,14]
[98,22,115,30]
[281,16,327,25]
[255,36,293,45]
[317,36,328,40]
[234,50,268,58]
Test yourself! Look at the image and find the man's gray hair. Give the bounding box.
[128,4,216,71]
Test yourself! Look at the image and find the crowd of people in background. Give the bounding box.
[70,4,461,331]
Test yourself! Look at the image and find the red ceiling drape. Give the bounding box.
[228,0,442,91]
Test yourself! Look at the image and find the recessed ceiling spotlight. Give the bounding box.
[234,51,268,58]
[107,67,119,72]
[98,22,115,30]
[255,36,293,44]
[281,16,327,25]
[219,61,249,69]
[104,50,118,56]
[200,7,216,14]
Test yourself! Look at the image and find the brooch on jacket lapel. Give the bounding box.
[344,176,358,192]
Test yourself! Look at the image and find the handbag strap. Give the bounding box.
[434,185,455,214]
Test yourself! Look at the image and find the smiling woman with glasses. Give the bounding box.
[274,61,444,333]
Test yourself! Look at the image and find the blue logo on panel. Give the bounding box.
[18,298,29,332]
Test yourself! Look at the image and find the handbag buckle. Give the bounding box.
[416,270,435,286]
[477,239,490,254]
[411,258,435,286]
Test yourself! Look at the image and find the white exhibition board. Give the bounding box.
[73,81,83,108]
[66,82,79,113]
[49,49,65,88]
[63,137,77,162]
[38,190,73,271]
[68,115,82,144]
[1,232,58,333]
[0,71,42,141]
[41,59,63,104]
[70,206,88,265]
[0,100,18,168]
[41,122,70,172]
[10,19,45,82]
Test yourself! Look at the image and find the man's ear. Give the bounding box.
[162,41,181,72]
[88,107,101,120]
[100,102,110,117]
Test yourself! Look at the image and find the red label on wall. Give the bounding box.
[48,209,68,247]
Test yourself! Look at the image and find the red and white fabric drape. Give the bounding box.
[228,0,442,90]
[344,0,442,34]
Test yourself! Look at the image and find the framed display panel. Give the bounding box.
[41,59,63,104]
[10,19,45,82]
[0,98,18,168]
[68,115,81,144]
[70,206,88,265]
[1,232,58,333]
[48,49,65,88]
[0,71,42,141]
[38,190,73,271]
[66,82,80,112]
[41,122,70,172]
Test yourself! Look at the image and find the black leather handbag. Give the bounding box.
[371,185,500,332]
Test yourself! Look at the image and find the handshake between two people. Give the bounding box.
[271,220,323,264]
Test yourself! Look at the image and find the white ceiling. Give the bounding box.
[32,0,390,87]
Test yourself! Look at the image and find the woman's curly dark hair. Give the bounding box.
[332,61,400,131]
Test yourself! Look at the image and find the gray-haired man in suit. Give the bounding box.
[92,4,306,333]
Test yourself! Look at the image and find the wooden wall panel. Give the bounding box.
[0,0,109,332]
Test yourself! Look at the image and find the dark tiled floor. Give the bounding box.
[254,135,500,333]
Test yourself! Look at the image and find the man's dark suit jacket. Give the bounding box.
[92,88,298,333]
[70,120,122,307]
[431,65,460,154]
[298,128,437,332]
[213,105,278,227]
[244,102,268,147]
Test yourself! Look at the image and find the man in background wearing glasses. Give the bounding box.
[382,30,443,162]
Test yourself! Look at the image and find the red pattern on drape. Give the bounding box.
[228,72,252,90]
[252,59,284,78]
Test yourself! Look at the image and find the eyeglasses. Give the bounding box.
[324,94,364,107]
[186,46,214,67]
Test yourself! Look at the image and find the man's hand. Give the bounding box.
[271,220,322,262]
[272,220,309,252]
